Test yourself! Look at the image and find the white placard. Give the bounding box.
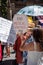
[13,14,28,33]
[7,24,16,44]
[0,17,12,42]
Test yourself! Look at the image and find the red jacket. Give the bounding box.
[0,44,2,61]
[13,36,23,63]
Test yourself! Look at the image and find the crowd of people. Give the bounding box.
[13,27,43,65]
[0,28,43,65]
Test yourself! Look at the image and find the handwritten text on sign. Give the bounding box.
[0,17,12,42]
[13,14,28,33]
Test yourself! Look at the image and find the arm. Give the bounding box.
[20,41,34,51]
[20,39,27,51]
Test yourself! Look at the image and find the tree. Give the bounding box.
[1,0,7,18]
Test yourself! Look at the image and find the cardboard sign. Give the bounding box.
[13,14,28,33]
[0,17,12,42]
[7,24,16,44]
[0,17,16,44]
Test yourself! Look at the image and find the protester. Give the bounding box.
[13,33,23,65]
[20,29,43,65]
[20,28,33,65]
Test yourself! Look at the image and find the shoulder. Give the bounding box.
[26,36,33,43]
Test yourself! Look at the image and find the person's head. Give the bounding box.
[16,31,23,40]
[16,34,19,38]
[16,31,21,38]
[26,28,33,38]
[33,29,41,42]
[33,29,43,49]
[22,32,27,40]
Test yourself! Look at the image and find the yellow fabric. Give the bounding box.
[27,16,35,28]
[28,16,33,23]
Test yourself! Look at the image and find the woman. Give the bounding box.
[20,29,43,65]
[13,33,23,65]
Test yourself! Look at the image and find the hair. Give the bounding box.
[23,32,27,36]
[33,29,43,48]
[0,41,1,43]
[27,28,33,32]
